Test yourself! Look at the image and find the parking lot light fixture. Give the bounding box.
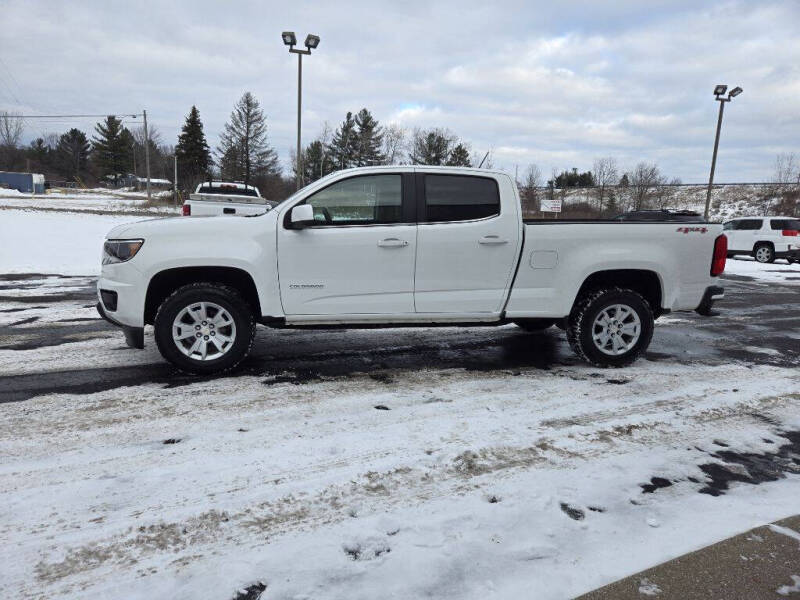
[283,31,321,190]
[704,84,743,220]
[304,34,320,49]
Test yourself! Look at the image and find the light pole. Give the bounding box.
[282,31,320,190]
[704,84,742,220]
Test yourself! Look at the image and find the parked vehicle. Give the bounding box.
[723,216,800,263]
[97,166,727,373]
[613,209,702,222]
[184,181,272,217]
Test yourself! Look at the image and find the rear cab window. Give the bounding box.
[421,174,500,223]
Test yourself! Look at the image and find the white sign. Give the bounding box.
[540,198,562,212]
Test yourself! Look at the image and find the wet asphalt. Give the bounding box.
[0,269,797,404]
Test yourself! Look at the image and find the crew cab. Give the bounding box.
[183,181,271,217]
[97,166,727,374]
[723,216,800,264]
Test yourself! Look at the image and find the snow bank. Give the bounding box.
[724,257,800,285]
[0,209,145,275]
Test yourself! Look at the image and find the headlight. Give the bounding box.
[103,239,144,265]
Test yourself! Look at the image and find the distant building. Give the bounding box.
[0,171,46,194]
[115,174,172,190]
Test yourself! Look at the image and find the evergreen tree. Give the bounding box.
[91,116,132,185]
[619,173,630,187]
[353,108,385,166]
[56,128,90,180]
[218,143,242,182]
[216,92,279,185]
[176,105,211,191]
[302,140,334,183]
[604,189,619,216]
[409,128,455,165]
[28,138,51,170]
[446,143,472,167]
[327,112,358,171]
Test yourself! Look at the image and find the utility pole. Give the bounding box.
[143,109,152,201]
[704,85,742,220]
[173,154,178,205]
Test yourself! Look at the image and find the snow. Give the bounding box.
[0,189,179,214]
[724,257,800,285]
[0,209,144,275]
[777,575,800,596]
[1,335,799,599]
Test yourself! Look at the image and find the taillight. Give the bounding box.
[782,229,798,237]
[182,204,191,216]
[711,234,727,276]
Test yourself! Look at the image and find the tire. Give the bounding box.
[753,243,775,264]
[513,318,556,332]
[154,282,256,374]
[566,287,654,368]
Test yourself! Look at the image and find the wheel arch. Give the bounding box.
[571,269,663,315]
[145,266,261,325]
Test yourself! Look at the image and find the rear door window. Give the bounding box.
[421,175,500,223]
[737,219,763,230]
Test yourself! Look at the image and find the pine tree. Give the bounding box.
[446,143,471,167]
[216,92,279,185]
[409,128,455,165]
[176,106,211,191]
[92,116,132,185]
[56,128,90,180]
[353,108,385,166]
[302,140,333,183]
[328,112,359,171]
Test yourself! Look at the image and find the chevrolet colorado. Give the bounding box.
[97,166,727,373]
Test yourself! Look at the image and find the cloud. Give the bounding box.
[0,0,798,181]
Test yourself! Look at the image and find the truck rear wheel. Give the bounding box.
[566,287,654,368]
[154,282,256,374]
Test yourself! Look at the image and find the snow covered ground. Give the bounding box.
[0,209,148,275]
[0,187,179,215]
[725,256,800,285]
[1,207,799,599]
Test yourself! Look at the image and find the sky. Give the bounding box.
[1,0,798,182]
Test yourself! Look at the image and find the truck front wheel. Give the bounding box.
[566,287,654,368]
[154,282,256,374]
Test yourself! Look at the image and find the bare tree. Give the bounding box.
[629,162,663,210]
[518,164,542,215]
[0,111,24,148]
[592,157,618,213]
[763,152,800,215]
[381,123,406,165]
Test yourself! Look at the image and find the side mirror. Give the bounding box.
[290,204,315,229]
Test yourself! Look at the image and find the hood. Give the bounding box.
[104,212,277,240]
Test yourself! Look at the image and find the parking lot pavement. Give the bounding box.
[577,514,800,600]
[0,271,799,599]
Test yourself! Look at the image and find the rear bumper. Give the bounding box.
[695,285,724,316]
[97,302,144,349]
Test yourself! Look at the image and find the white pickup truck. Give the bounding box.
[97,166,727,374]
[183,181,271,217]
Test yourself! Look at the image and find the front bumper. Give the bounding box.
[695,285,724,316]
[97,301,144,349]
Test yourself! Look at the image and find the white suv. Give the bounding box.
[723,216,800,264]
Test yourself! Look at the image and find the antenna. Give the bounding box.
[478,151,490,169]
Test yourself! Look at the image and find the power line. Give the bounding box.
[2,113,142,118]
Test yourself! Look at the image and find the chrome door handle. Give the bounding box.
[377,238,409,248]
[479,235,509,245]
